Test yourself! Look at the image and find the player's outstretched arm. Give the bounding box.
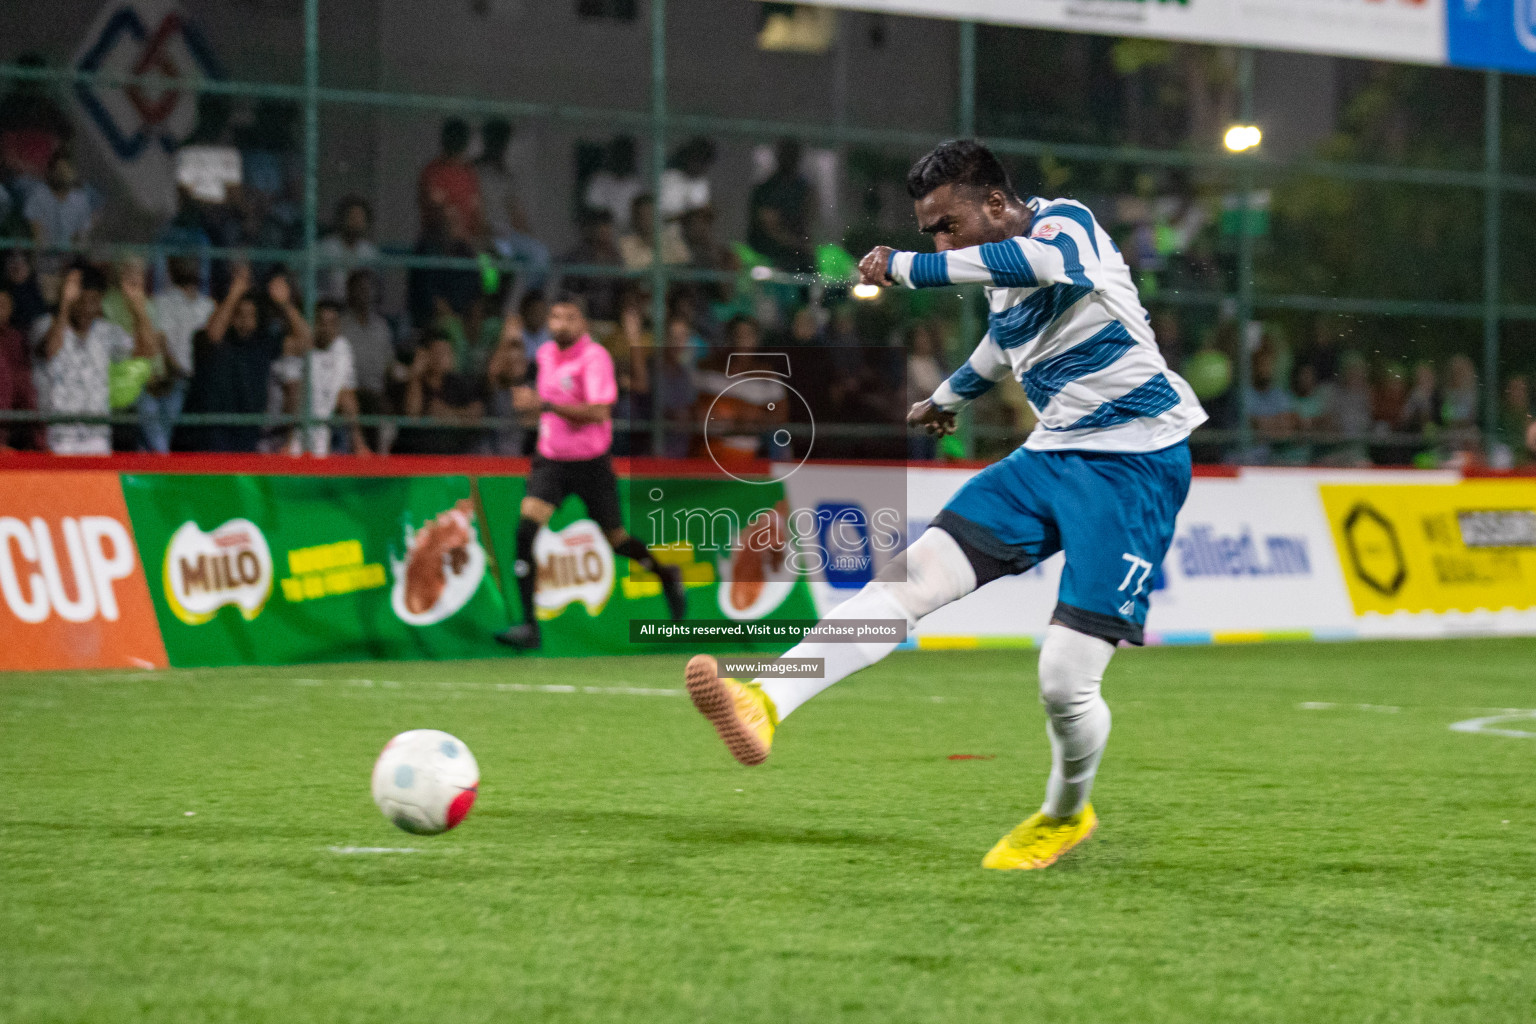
[863,214,1100,292]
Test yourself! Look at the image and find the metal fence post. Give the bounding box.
[301,0,320,455]
[1234,47,1256,457]
[1483,69,1503,450]
[956,19,978,460]
[649,0,668,458]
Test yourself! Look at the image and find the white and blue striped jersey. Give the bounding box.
[888,196,1206,453]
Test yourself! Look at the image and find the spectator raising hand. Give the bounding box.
[267,271,311,354]
[32,263,157,455]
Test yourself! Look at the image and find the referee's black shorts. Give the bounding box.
[525,453,624,532]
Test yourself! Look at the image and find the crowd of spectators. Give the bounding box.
[1163,321,1536,467]
[2,73,1533,464]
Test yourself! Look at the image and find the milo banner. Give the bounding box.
[476,473,820,657]
[121,474,510,666]
[6,464,1536,673]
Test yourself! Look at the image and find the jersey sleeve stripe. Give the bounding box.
[1038,234,1093,289]
[1035,203,1100,258]
[1055,373,1181,432]
[945,361,996,401]
[909,252,951,288]
[1020,320,1137,408]
[978,239,1036,288]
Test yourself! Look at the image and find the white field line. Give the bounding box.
[1449,710,1536,739]
[1301,702,1536,738]
[328,846,420,854]
[291,677,683,697]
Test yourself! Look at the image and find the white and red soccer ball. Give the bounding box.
[371,729,479,835]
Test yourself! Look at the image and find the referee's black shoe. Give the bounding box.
[496,622,542,651]
[659,565,687,621]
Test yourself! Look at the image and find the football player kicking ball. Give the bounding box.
[685,141,1206,870]
[496,292,686,651]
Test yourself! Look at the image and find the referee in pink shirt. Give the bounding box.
[497,292,687,650]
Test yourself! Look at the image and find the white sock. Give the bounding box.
[758,528,977,720]
[1037,624,1115,820]
[758,587,909,718]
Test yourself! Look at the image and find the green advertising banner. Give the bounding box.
[476,474,819,657]
[121,474,511,667]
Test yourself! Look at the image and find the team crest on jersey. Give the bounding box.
[1033,222,1061,240]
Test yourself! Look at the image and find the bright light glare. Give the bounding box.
[851,283,881,300]
[1224,125,1263,153]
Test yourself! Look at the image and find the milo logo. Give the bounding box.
[534,519,615,619]
[163,519,274,625]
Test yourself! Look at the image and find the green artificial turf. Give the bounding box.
[3,639,1535,1023]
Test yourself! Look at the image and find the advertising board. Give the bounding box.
[120,474,509,666]
[798,0,1536,73]
[0,471,167,671]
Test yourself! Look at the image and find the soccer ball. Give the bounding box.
[371,730,479,835]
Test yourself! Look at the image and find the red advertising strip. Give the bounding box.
[0,472,169,671]
[0,452,1259,478]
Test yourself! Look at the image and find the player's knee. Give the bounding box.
[1037,644,1090,710]
[1037,626,1112,711]
[604,528,629,547]
[869,528,976,621]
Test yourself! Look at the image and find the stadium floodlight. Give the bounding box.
[1224,125,1263,153]
[851,283,881,300]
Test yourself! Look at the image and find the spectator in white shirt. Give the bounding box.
[138,256,211,452]
[315,196,380,302]
[32,263,159,454]
[339,269,397,452]
[272,300,368,456]
[584,136,644,234]
[659,138,716,221]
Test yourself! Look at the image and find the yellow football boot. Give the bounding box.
[685,654,777,766]
[981,804,1098,870]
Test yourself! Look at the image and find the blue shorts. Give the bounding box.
[932,442,1192,644]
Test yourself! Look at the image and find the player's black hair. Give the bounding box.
[548,290,588,316]
[440,118,471,156]
[518,289,546,314]
[905,139,1018,202]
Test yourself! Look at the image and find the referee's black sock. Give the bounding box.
[513,518,540,626]
[613,537,661,574]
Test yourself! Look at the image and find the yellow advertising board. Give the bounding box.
[1319,482,1536,616]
